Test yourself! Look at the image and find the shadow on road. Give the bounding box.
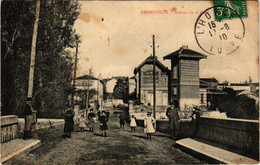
[132,135,147,140]
[154,134,172,139]
[93,133,103,137]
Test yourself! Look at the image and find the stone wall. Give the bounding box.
[1,115,19,142]
[197,117,259,158]
[1,115,65,143]
[136,119,193,137]
[17,118,65,138]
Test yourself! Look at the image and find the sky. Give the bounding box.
[73,1,259,83]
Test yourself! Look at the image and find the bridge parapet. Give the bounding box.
[197,117,259,158]
[1,115,19,143]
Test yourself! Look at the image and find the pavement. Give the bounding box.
[175,138,259,164]
[11,113,205,164]
[1,139,41,164]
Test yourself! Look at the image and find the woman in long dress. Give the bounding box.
[144,112,156,140]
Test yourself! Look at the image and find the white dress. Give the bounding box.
[144,116,156,133]
[79,118,87,128]
[130,117,137,127]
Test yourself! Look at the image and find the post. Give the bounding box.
[71,41,79,107]
[86,68,91,113]
[152,35,156,120]
[27,0,40,98]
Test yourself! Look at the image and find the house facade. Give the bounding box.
[134,56,170,106]
[74,75,104,109]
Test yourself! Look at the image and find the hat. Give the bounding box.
[147,112,152,115]
[194,106,201,111]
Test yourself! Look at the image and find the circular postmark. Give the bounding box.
[194,6,245,55]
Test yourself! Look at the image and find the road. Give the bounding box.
[14,113,205,164]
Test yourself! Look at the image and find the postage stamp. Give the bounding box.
[213,0,248,21]
[194,6,245,55]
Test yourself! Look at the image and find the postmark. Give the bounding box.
[194,6,245,55]
[213,0,248,21]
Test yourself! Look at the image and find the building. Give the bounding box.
[74,75,104,109]
[163,45,207,110]
[134,55,170,106]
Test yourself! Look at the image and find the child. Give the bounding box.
[130,115,137,132]
[99,110,108,137]
[119,113,125,129]
[88,109,96,132]
[144,112,156,140]
[79,115,87,132]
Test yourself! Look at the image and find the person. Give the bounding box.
[119,113,125,129]
[191,106,201,138]
[166,100,180,139]
[87,109,96,132]
[79,115,87,132]
[23,98,37,140]
[63,108,75,138]
[144,112,156,140]
[98,110,108,137]
[130,115,137,132]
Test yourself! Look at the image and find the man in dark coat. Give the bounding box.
[191,106,201,137]
[63,108,75,138]
[23,98,37,140]
[166,100,180,138]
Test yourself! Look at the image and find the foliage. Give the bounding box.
[1,0,81,118]
[113,77,129,103]
[214,88,258,120]
[74,89,97,109]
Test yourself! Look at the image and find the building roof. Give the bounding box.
[199,80,209,88]
[200,78,218,83]
[218,83,250,86]
[134,55,169,74]
[163,46,207,60]
[75,75,104,84]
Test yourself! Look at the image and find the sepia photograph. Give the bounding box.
[1,0,259,164]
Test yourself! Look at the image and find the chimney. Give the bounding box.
[182,45,188,49]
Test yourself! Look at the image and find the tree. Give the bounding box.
[1,0,81,118]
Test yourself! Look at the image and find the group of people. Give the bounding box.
[63,108,110,138]
[119,114,138,133]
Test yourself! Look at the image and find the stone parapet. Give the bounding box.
[197,117,259,158]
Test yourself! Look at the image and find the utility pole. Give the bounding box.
[86,68,91,114]
[71,39,79,108]
[152,35,156,121]
[27,0,40,99]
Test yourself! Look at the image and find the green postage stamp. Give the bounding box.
[213,0,248,21]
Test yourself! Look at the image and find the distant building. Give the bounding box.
[218,83,251,91]
[134,55,170,106]
[200,78,218,89]
[74,75,104,108]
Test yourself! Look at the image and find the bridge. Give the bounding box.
[1,107,259,164]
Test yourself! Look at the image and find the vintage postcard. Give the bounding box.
[1,0,259,164]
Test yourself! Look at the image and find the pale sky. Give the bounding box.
[74,1,259,83]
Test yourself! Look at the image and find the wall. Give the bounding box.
[197,117,259,158]
[1,115,18,142]
[17,118,65,138]
[1,115,65,142]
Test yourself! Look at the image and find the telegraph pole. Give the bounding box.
[71,40,79,107]
[27,0,40,99]
[152,35,156,120]
[86,68,91,114]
